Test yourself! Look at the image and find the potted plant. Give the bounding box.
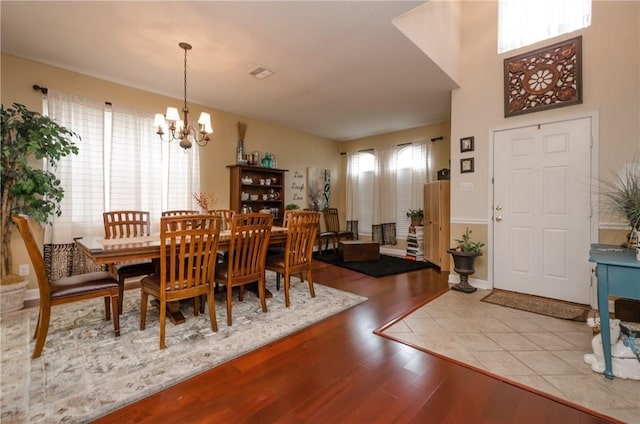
[285,203,300,210]
[447,227,485,293]
[406,208,424,226]
[1,103,79,311]
[601,158,640,253]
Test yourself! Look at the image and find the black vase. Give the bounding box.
[447,249,482,293]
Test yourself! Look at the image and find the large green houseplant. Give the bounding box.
[1,103,79,296]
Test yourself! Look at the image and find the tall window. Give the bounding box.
[346,142,429,241]
[498,0,591,54]
[45,90,200,244]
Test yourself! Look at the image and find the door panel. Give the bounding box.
[493,118,592,304]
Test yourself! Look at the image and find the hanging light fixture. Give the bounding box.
[154,42,213,150]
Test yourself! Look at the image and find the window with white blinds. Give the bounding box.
[45,90,200,241]
[498,0,591,54]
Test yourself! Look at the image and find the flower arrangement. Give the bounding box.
[602,158,640,232]
[192,192,217,211]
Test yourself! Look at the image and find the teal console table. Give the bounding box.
[588,244,640,380]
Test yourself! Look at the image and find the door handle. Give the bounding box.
[495,216,503,222]
[495,205,502,211]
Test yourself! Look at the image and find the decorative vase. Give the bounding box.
[447,249,482,293]
[236,139,245,164]
[0,277,28,313]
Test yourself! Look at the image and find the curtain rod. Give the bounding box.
[431,136,443,142]
[33,84,48,94]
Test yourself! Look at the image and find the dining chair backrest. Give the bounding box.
[226,213,273,285]
[103,210,151,239]
[283,211,320,269]
[12,214,52,300]
[162,210,198,217]
[158,214,222,300]
[323,207,342,233]
[209,209,235,230]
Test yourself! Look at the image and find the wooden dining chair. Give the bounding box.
[162,210,199,217]
[266,211,319,307]
[322,207,354,250]
[139,214,222,350]
[103,210,156,314]
[302,208,335,255]
[214,213,273,326]
[209,209,234,230]
[12,214,121,358]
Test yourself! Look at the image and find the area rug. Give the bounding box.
[0,272,367,423]
[312,251,436,277]
[481,289,592,322]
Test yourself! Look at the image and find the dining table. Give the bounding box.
[75,226,288,324]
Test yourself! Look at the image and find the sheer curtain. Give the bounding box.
[44,91,201,278]
[372,148,397,245]
[345,152,361,238]
[45,90,106,279]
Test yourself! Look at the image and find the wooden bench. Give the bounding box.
[338,240,380,262]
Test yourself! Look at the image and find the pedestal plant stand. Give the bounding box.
[447,249,482,293]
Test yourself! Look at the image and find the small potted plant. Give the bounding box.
[1,103,79,311]
[406,208,424,226]
[285,203,300,210]
[447,227,484,293]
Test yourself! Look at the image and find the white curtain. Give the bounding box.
[345,152,361,224]
[372,148,397,226]
[411,142,430,210]
[46,90,106,243]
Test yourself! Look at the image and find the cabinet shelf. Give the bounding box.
[229,165,288,225]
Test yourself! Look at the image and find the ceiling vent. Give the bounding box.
[249,66,274,79]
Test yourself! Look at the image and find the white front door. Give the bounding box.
[493,117,593,304]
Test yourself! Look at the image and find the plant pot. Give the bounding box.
[0,276,28,313]
[410,217,423,227]
[447,249,482,293]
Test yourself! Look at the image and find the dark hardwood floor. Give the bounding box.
[92,260,615,423]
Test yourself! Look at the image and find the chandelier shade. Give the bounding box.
[154,42,212,150]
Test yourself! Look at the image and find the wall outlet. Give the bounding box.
[19,264,29,276]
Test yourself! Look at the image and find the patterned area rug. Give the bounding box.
[481,289,592,321]
[0,273,367,423]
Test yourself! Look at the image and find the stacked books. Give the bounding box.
[405,225,424,261]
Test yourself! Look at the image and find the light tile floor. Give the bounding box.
[383,289,640,424]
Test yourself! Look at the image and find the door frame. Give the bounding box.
[488,111,600,305]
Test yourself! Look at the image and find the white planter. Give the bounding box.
[0,278,28,313]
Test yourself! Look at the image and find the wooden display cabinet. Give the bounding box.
[228,165,288,225]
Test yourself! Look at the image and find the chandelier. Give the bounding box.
[154,42,213,150]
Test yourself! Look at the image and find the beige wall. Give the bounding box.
[449,1,640,281]
[1,54,341,289]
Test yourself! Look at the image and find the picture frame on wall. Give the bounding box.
[503,36,582,117]
[460,158,474,174]
[460,136,474,153]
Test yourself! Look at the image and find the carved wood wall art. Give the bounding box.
[504,36,582,117]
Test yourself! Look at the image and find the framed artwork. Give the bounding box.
[504,36,582,117]
[460,158,474,174]
[460,136,474,153]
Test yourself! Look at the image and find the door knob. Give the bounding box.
[495,205,502,211]
[495,216,503,222]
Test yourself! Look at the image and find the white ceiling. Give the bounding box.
[1,1,455,141]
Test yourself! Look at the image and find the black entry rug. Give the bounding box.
[312,251,436,277]
[481,289,592,321]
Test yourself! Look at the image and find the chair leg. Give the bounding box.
[32,303,51,359]
[258,277,268,313]
[159,300,166,350]
[208,290,218,332]
[199,294,206,314]
[239,286,244,302]
[193,296,200,316]
[306,269,316,298]
[284,271,291,308]
[226,284,233,326]
[110,295,121,337]
[276,272,281,291]
[33,310,42,340]
[140,291,148,330]
[118,275,125,314]
[104,297,111,321]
